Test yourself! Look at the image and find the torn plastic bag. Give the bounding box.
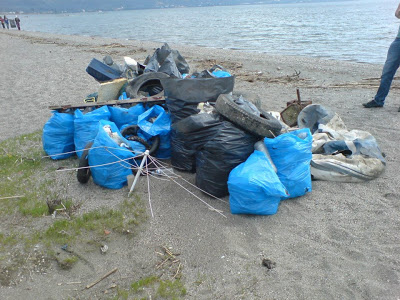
[109,104,146,129]
[264,128,313,199]
[74,106,111,158]
[42,111,75,160]
[311,153,385,182]
[89,120,135,189]
[228,150,288,215]
[137,105,171,159]
[162,76,234,171]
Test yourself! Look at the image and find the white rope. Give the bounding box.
[148,156,226,218]
[51,146,226,218]
[149,156,228,204]
[42,144,143,159]
[145,159,154,218]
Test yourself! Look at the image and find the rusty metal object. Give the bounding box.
[49,95,165,112]
[280,88,312,127]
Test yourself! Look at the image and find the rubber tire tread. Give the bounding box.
[125,72,170,98]
[214,94,282,138]
[120,125,139,137]
[77,142,93,184]
[126,135,161,156]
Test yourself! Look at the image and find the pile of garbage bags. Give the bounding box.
[43,43,386,217]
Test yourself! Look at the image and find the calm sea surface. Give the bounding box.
[17,0,400,64]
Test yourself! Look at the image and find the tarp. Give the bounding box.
[299,104,386,182]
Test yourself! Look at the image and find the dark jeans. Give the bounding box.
[374,38,400,105]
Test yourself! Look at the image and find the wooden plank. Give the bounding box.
[49,95,165,112]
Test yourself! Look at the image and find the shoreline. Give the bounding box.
[1,29,399,300]
[22,29,386,66]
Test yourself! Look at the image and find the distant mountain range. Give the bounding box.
[0,0,351,13]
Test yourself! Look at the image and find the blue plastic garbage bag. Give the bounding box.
[109,104,146,129]
[137,105,171,159]
[137,105,170,136]
[42,111,75,160]
[228,151,288,215]
[88,120,135,189]
[74,106,111,158]
[264,128,313,199]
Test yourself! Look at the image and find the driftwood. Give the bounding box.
[85,268,118,289]
[0,195,24,200]
[49,95,165,112]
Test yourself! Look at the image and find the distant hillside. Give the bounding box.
[0,0,351,13]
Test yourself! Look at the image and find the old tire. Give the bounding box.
[126,72,170,98]
[77,142,93,184]
[121,125,161,155]
[215,94,282,138]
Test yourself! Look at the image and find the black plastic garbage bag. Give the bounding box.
[169,129,197,172]
[162,76,235,171]
[195,117,258,197]
[175,113,258,197]
[144,52,160,73]
[158,43,190,75]
[162,76,235,122]
[158,53,181,78]
[144,43,190,77]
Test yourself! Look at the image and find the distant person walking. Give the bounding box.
[15,16,20,30]
[363,3,400,111]
[4,16,9,29]
[0,16,4,29]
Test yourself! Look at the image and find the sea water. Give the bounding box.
[19,0,400,64]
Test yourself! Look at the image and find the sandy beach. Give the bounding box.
[0,30,399,299]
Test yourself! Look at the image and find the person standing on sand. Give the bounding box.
[4,16,9,29]
[0,16,4,29]
[15,16,20,30]
[363,3,400,111]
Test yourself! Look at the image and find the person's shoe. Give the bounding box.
[362,100,383,108]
